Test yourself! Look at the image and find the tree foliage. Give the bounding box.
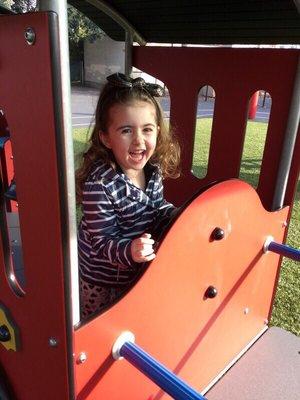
[67,5,103,45]
[11,0,36,13]
[1,0,13,8]
[68,5,103,62]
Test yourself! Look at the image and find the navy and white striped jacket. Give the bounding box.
[78,161,175,287]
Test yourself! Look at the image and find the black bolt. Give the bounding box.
[24,27,36,45]
[211,227,225,240]
[0,325,11,342]
[205,286,218,299]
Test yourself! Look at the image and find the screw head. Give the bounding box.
[48,337,58,347]
[211,227,225,241]
[244,307,250,315]
[77,352,87,364]
[24,27,36,45]
[0,325,11,342]
[205,286,218,299]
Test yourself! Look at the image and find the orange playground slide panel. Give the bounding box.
[74,179,288,399]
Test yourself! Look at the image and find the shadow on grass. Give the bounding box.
[192,158,263,188]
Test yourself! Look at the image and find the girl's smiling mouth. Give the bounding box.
[129,150,146,162]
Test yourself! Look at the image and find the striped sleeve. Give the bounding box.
[155,176,177,220]
[82,181,135,268]
[157,199,177,220]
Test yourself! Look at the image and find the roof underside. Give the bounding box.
[68,0,300,45]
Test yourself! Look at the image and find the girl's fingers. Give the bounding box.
[140,246,154,257]
[131,234,156,262]
[142,233,152,238]
[143,243,154,251]
[132,242,154,253]
[138,237,155,245]
[143,253,156,261]
[132,251,156,262]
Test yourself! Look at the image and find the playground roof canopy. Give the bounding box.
[67,0,300,45]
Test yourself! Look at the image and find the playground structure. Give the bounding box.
[0,1,299,399]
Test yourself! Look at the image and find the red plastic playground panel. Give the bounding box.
[74,180,288,399]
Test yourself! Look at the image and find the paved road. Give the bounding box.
[71,86,99,128]
[71,86,271,127]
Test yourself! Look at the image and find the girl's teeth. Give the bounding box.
[130,151,144,161]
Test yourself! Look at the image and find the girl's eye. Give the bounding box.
[121,128,132,134]
[144,127,153,133]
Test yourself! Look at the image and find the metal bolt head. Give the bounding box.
[205,286,218,299]
[211,227,225,241]
[77,352,87,364]
[48,337,58,347]
[0,325,11,342]
[24,27,36,45]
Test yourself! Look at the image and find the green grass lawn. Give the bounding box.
[74,119,299,335]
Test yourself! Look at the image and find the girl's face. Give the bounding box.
[100,100,159,179]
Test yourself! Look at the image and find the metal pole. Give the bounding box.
[38,0,79,325]
[268,241,300,261]
[85,0,146,45]
[272,55,300,210]
[204,85,209,101]
[112,332,207,400]
[262,90,267,108]
[293,0,300,14]
[264,238,300,261]
[125,31,133,76]
[38,2,78,398]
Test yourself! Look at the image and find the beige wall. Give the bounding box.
[84,35,125,87]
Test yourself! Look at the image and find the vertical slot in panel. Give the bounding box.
[239,91,272,188]
[192,85,215,179]
[0,110,25,295]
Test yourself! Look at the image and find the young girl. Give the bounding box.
[76,73,180,318]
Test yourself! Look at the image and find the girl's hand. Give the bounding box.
[131,233,156,263]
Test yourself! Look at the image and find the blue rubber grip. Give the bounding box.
[268,241,300,261]
[120,341,207,400]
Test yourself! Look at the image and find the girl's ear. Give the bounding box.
[99,131,111,149]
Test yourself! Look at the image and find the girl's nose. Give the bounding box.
[132,130,143,145]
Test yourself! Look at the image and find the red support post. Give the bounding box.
[248,91,259,119]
